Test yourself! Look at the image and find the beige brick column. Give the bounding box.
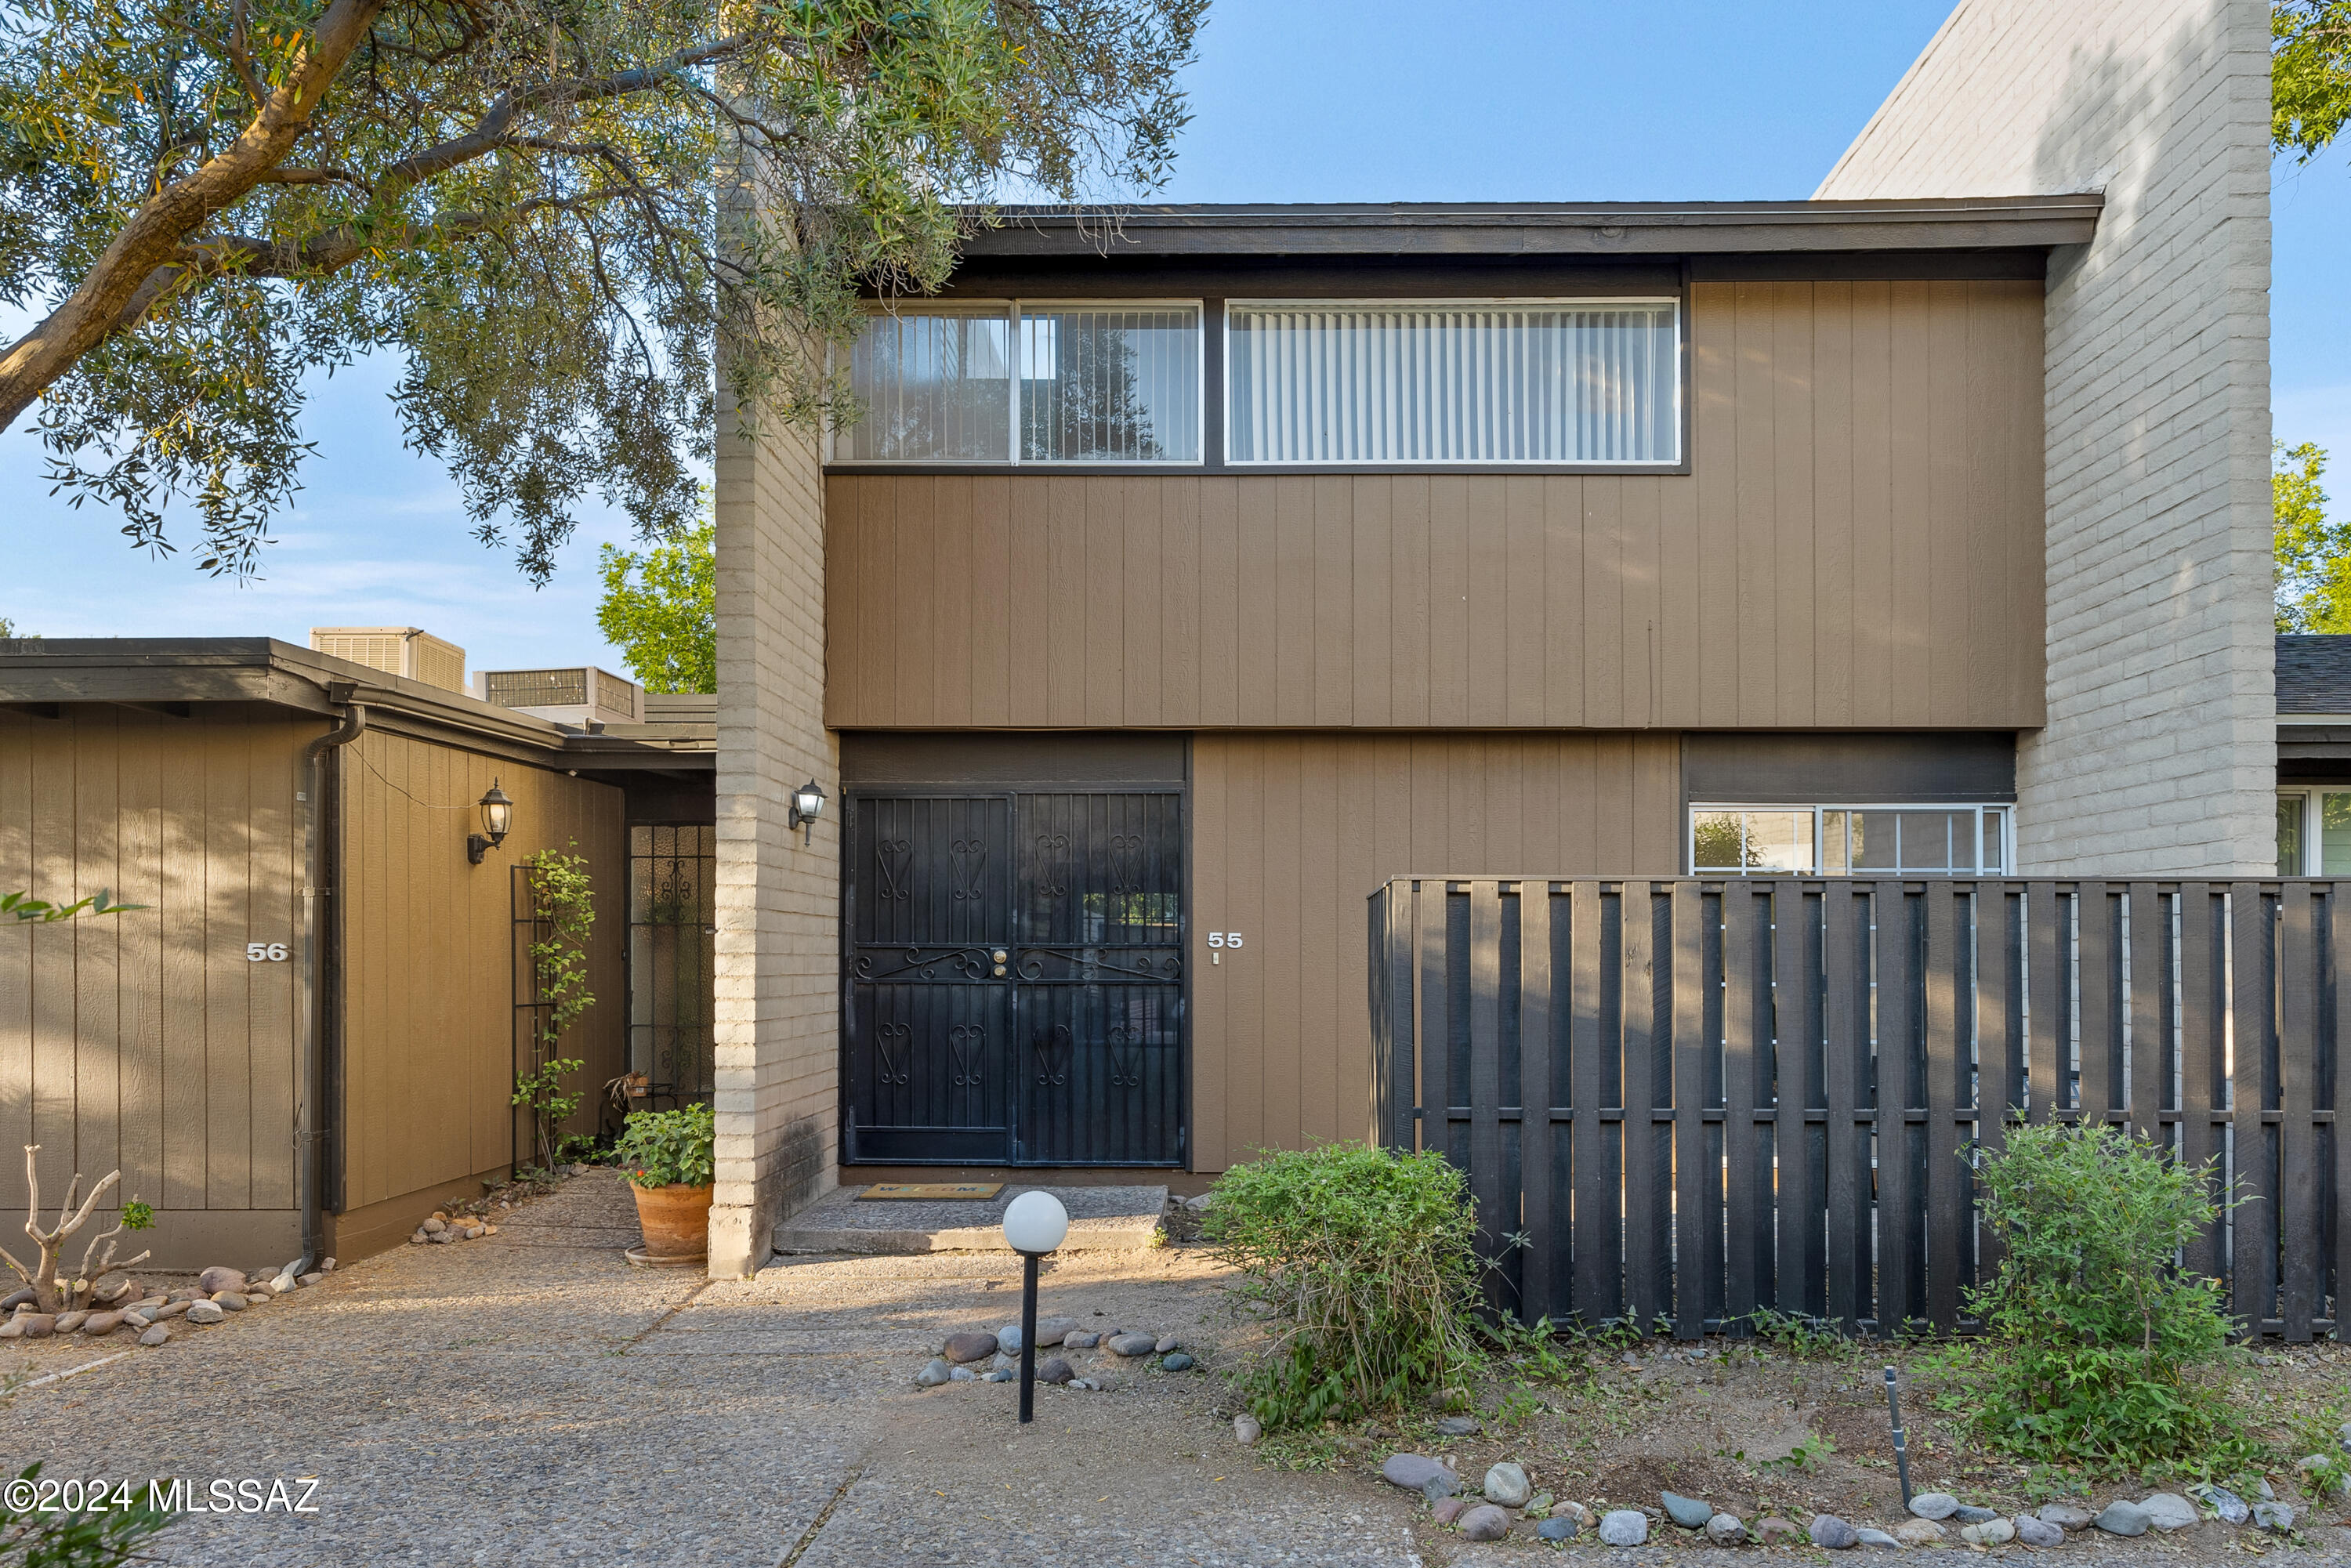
[710,409,837,1278]
[1819,0,2274,875]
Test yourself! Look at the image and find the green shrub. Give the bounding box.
[613,1103,715,1190]
[1964,1123,2244,1472]
[1204,1143,1485,1429]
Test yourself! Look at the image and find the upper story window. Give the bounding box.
[1690,804,2011,876]
[835,302,1202,464]
[1226,299,1680,465]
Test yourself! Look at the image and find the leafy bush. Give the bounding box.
[0,1465,172,1566]
[613,1103,715,1190]
[1964,1123,2244,1472]
[1204,1143,1485,1429]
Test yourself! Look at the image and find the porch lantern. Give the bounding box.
[467,780,515,865]
[788,778,827,846]
[1002,1190,1070,1425]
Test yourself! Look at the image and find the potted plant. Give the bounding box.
[612,1103,715,1262]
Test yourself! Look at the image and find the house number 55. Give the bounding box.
[245,943,290,962]
[1205,932,1243,948]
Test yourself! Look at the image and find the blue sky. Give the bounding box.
[6,0,2348,674]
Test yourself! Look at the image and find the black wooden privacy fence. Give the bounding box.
[1367,876,2349,1341]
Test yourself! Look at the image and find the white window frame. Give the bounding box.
[2274,787,2351,875]
[1221,296,1685,468]
[827,299,1206,467]
[1686,802,2015,877]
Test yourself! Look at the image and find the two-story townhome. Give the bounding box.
[678,0,2282,1277]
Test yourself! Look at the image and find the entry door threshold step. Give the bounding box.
[773,1184,1168,1255]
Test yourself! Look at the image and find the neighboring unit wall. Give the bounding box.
[1817,0,2273,873]
[332,729,625,1258]
[1188,731,1679,1171]
[713,407,840,1277]
[827,279,2046,733]
[0,706,310,1267]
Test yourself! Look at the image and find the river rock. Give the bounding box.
[947,1366,977,1382]
[2094,1500,2151,1537]
[153,1301,188,1320]
[1156,1334,1180,1353]
[1552,1501,1596,1529]
[1707,1514,1748,1546]
[982,1368,1013,1382]
[0,1320,19,1338]
[2141,1493,2199,1530]
[52,1311,86,1334]
[212,1293,246,1311]
[81,1311,121,1335]
[1538,1515,1578,1541]
[2038,1502,2096,1531]
[1894,1519,1946,1545]
[996,1324,1024,1354]
[1661,1492,1712,1530]
[1483,1464,1531,1508]
[1755,1516,1800,1544]
[1810,1515,1860,1549]
[2253,1501,2295,1533]
[1036,1357,1073,1385]
[1598,1511,1649,1548]
[2298,1456,2351,1500]
[1907,1493,1960,1520]
[2013,1515,2065,1548]
[1107,1332,1158,1357]
[915,1357,952,1388]
[943,1331,998,1363]
[0,1288,34,1312]
[1233,1414,1261,1447]
[1951,1505,1998,1524]
[1856,1527,1901,1548]
[184,1301,224,1325]
[17,1314,54,1338]
[1433,1414,1482,1436]
[1431,1497,1471,1526]
[1382,1454,1457,1497]
[1034,1316,1078,1347]
[1063,1331,1099,1349]
[1961,1519,2015,1547]
[1458,1505,1509,1542]
[132,1320,168,1345]
[2193,1485,2249,1524]
[1161,1352,1195,1371]
[197,1266,246,1294]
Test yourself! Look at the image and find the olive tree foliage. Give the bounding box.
[2276,0,2351,163]
[0,0,1205,581]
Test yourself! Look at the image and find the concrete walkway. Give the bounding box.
[0,1174,1418,1567]
[773,1182,1168,1255]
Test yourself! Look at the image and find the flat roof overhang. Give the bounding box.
[956,196,2103,259]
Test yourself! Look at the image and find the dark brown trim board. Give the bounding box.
[1682,732,2019,804]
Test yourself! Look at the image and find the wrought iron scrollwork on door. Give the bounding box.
[850,947,996,983]
[1109,832,1143,896]
[1032,1024,1072,1087]
[947,1024,986,1089]
[874,1020,911,1087]
[1033,831,1070,899]
[1014,946,1183,983]
[950,838,988,902]
[1107,1023,1144,1089]
[875,838,913,903]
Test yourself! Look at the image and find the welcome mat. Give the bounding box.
[854,1182,1003,1201]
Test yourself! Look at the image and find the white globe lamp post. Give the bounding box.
[1002,1191,1070,1423]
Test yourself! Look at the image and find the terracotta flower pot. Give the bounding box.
[630,1182,714,1258]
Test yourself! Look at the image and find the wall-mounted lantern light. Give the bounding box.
[788,779,827,846]
[467,780,515,864]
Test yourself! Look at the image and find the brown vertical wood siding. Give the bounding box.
[1188,731,1679,1171]
[824,281,2045,732]
[335,729,625,1222]
[0,706,310,1264]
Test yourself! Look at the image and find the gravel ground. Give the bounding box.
[0,1173,1418,1566]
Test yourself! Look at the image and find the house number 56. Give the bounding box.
[245,943,290,962]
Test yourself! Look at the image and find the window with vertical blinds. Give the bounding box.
[1224,300,1681,465]
[835,302,1201,464]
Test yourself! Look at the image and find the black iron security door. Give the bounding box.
[844,790,1184,1166]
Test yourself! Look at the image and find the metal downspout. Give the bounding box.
[296,690,367,1273]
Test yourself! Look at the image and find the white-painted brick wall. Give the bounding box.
[1820,0,2273,875]
[709,399,838,1278]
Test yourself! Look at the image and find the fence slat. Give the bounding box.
[1672,882,1709,1340]
[1822,883,1865,1331]
[2230,882,2280,1333]
[2333,884,2351,1335]
[1924,882,1964,1331]
[1569,882,1613,1326]
[2027,882,2062,1123]
[2178,884,2226,1284]
[1722,882,1763,1330]
[1772,881,1819,1320]
[1874,881,1917,1334]
[2128,882,2167,1143]
[1622,883,1665,1328]
[2078,883,2114,1125]
[1467,882,1508,1317]
[2278,882,2318,1342]
[1418,880,1450,1157]
[1974,885,2017,1291]
[1518,884,1556,1326]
